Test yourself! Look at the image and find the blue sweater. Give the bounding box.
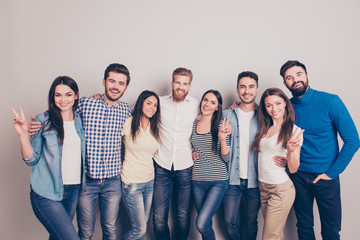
[291,87,360,179]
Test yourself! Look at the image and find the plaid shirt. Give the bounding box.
[77,95,132,179]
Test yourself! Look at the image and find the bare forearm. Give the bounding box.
[219,139,229,154]
[287,149,300,173]
[19,134,34,159]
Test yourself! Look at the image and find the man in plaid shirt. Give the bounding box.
[76,63,132,239]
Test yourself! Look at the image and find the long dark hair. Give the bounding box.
[131,90,160,141]
[46,76,79,145]
[253,88,295,151]
[199,89,223,153]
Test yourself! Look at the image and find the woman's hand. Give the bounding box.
[11,106,29,137]
[287,128,304,152]
[91,93,101,98]
[218,118,232,141]
[228,101,240,110]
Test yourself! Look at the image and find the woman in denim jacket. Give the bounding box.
[11,76,86,240]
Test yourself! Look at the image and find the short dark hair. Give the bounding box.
[104,63,131,85]
[172,67,193,82]
[280,60,307,79]
[237,71,258,87]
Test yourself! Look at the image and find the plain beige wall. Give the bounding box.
[1,0,359,239]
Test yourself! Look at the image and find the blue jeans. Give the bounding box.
[223,179,261,240]
[77,175,121,240]
[121,180,154,240]
[290,171,341,240]
[192,180,228,240]
[152,163,192,240]
[30,185,80,240]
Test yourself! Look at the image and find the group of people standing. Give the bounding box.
[12,60,359,240]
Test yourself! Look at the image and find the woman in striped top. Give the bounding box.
[191,89,232,240]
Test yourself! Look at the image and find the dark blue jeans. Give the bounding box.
[192,180,228,240]
[152,163,192,240]
[290,171,341,240]
[30,185,80,240]
[223,179,261,240]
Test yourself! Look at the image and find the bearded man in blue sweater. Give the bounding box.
[279,60,360,240]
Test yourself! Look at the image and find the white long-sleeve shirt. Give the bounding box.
[154,95,199,170]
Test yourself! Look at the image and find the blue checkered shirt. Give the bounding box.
[77,95,132,179]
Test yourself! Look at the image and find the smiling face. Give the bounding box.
[283,66,309,97]
[200,92,219,116]
[237,77,258,104]
[142,95,158,119]
[54,84,78,113]
[103,71,128,104]
[171,75,192,102]
[264,95,287,120]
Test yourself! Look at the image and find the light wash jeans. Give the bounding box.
[30,185,80,240]
[121,180,154,240]
[77,175,121,240]
[192,180,228,240]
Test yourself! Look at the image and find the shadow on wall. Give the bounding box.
[85,193,301,239]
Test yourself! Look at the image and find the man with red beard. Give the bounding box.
[152,67,199,240]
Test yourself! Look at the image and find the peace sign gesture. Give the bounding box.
[218,117,232,141]
[11,106,29,137]
[287,127,304,153]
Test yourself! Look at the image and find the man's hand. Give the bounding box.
[192,148,199,162]
[28,115,42,135]
[273,155,287,168]
[313,173,332,184]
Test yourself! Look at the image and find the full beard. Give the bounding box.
[172,89,188,102]
[290,81,308,97]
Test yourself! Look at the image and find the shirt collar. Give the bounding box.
[100,94,120,107]
[166,94,191,103]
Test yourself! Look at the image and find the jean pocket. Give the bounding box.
[122,182,134,194]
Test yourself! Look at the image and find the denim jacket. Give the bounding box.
[22,111,86,201]
[222,105,259,188]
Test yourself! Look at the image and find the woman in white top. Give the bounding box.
[121,90,160,240]
[11,76,85,240]
[253,88,303,240]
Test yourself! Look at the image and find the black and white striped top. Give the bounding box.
[191,120,231,181]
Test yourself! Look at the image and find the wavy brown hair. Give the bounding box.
[253,88,295,152]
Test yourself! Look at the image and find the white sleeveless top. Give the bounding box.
[258,125,302,184]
